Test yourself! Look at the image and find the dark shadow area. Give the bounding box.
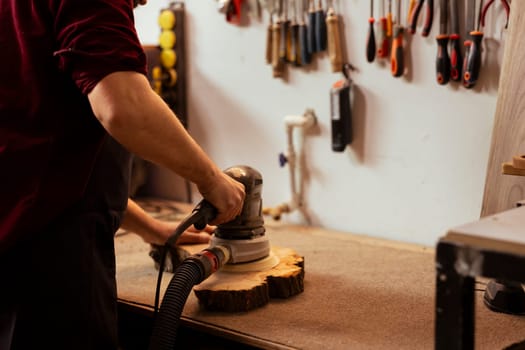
[118,303,262,350]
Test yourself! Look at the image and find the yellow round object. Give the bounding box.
[159,30,176,49]
[158,10,176,30]
[152,66,162,80]
[166,69,177,87]
[160,49,177,68]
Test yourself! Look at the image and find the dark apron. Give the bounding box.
[0,135,131,350]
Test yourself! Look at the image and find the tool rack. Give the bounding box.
[147,1,188,128]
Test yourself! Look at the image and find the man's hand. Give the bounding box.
[121,199,217,246]
[198,171,246,225]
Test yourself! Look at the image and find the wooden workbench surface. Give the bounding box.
[116,200,525,350]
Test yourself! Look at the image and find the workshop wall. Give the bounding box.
[133,1,508,247]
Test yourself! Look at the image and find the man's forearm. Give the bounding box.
[120,199,164,243]
[88,71,245,225]
[88,71,221,194]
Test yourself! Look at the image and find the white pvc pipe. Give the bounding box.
[265,109,316,222]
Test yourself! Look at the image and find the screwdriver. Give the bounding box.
[464,0,483,88]
[298,0,313,65]
[462,0,475,88]
[387,0,393,37]
[377,0,390,58]
[307,0,317,53]
[326,0,343,72]
[435,0,450,85]
[272,1,285,77]
[315,0,327,51]
[390,0,404,77]
[366,0,377,62]
[448,0,462,82]
[279,0,291,62]
[289,0,300,65]
[265,0,276,65]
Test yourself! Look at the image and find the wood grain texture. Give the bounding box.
[502,162,525,177]
[194,246,305,312]
[482,1,525,216]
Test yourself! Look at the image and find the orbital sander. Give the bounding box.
[209,166,279,270]
[149,165,277,270]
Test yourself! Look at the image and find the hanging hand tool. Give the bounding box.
[307,0,317,53]
[272,0,285,77]
[265,0,277,65]
[226,0,244,24]
[387,0,393,37]
[435,0,450,85]
[377,0,390,58]
[326,0,344,72]
[407,0,417,21]
[330,64,355,152]
[366,0,377,62]
[298,0,313,64]
[448,0,462,81]
[288,0,300,65]
[315,0,327,51]
[390,0,405,77]
[408,0,434,37]
[246,0,262,20]
[462,0,476,88]
[463,0,484,88]
[463,0,510,86]
[279,0,291,62]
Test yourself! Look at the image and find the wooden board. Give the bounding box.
[193,246,304,312]
[481,1,525,216]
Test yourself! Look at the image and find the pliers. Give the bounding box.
[480,0,510,29]
[408,0,434,36]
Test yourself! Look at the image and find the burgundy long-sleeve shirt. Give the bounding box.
[0,0,147,253]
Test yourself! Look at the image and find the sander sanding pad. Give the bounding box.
[220,251,280,273]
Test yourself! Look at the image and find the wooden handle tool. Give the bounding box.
[326,2,343,72]
[272,18,285,77]
[265,0,277,64]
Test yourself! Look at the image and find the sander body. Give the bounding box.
[210,166,272,265]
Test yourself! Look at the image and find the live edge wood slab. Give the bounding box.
[194,246,304,312]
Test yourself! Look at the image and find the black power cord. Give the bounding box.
[152,200,217,317]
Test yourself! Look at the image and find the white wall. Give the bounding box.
[134,1,509,247]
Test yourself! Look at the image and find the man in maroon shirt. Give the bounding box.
[0,0,245,348]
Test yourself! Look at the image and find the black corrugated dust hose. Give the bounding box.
[148,258,204,350]
[147,200,226,350]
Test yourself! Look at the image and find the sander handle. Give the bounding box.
[192,200,218,230]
